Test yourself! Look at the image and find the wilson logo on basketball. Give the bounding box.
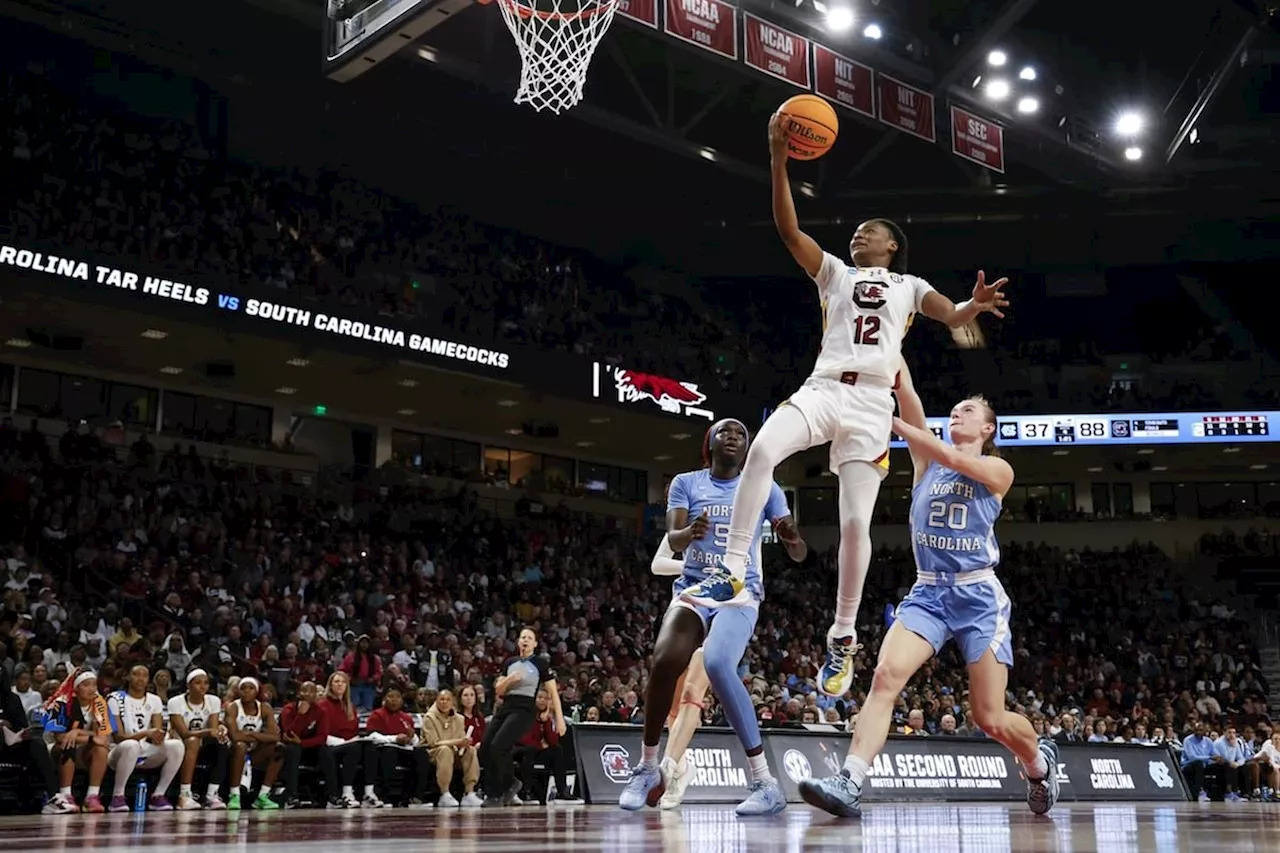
[785,119,830,147]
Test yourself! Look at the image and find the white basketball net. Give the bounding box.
[495,0,619,114]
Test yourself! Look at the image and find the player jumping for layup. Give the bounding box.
[621,418,807,815]
[681,112,1010,699]
[799,360,1059,817]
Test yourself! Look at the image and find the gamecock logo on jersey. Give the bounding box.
[600,744,632,783]
[852,280,888,309]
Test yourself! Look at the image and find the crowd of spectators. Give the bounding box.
[0,410,1274,812]
[3,68,1273,421]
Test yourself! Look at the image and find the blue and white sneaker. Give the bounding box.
[818,630,860,698]
[679,569,749,609]
[618,763,664,811]
[799,771,862,818]
[1027,737,1060,815]
[735,779,786,816]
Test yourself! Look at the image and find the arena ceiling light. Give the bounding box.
[274,387,297,395]
[1137,448,1154,455]
[141,329,168,340]
[5,338,31,348]
[1124,146,1143,161]
[159,366,183,375]
[1250,463,1268,470]
[588,417,610,424]
[1151,465,1168,471]
[1114,111,1144,136]
[671,433,692,440]
[863,23,882,39]
[576,440,595,447]
[1052,450,1069,456]
[654,454,673,461]
[286,358,311,367]
[799,183,816,198]
[1087,466,1103,473]
[505,428,522,435]
[497,399,519,407]
[699,147,718,162]
[397,408,416,416]
[984,79,1011,101]
[971,74,982,88]
[1016,96,1039,114]
[987,49,1007,67]
[397,378,418,388]
[1018,66,1036,81]
[826,6,854,31]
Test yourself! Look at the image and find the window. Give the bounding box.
[58,375,107,422]
[15,368,60,417]
[798,487,839,526]
[0,363,13,412]
[1196,482,1256,519]
[107,383,157,427]
[1149,482,1175,518]
[1091,483,1112,517]
[391,430,424,469]
[1112,482,1133,517]
[543,455,574,490]
[1259,482,1280,517]
[162,392,271,446]
[577,462,646,502]
[484,446,515,482]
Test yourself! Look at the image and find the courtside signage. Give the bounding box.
[950,105,1005,173]
[742,13,810,89]
[616,0,659,28]
[811,45,874,118]
[664,0,738,60]
[875,73,936,142]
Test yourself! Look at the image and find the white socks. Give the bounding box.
[1027,750,1049,780]
[843,754,870,786]
[641,744,660,767]
[747,752,773,783]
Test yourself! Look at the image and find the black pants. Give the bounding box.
[1,739,57,797]
[514,745,568,801]
[480,701,536,797]
[281,744,319,800]
[196,741,229,793]
[1183,760,1208,794]
[327,741,377,791]
[373,746,424,800]
[1220,762,1240,792]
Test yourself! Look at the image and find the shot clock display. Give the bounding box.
[890,411,1275,449]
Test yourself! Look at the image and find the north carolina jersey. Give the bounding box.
[810,252,935,383]
[108,691,164,736]
[167,694,221,739]
[910,463,1002,574]
[667,468,790,599]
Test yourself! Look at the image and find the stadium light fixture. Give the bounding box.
[1018,66,1036,81]
[1115,111,1143,136]
[984,79,1011,100]
[826,6,854,31]
[397,409,416,416]
[699,147,718,162]
[1124,146,1143,161]
[987,49,1007,67]
[971,75,982,88]
[159,366,183,375]
[863,23,882,40]
[5,338,31,348]
[1016,96,1039,114]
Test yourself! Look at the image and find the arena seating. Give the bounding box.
[1,414,1273,811]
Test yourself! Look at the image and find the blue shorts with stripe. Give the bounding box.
[893,570,1013,667]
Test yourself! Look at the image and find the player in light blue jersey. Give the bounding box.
[799,361,1059,819]
[620,418,808,816]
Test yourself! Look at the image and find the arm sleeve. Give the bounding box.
[809,251,844,298]
[764,482,791,523]
[651,534,684,577]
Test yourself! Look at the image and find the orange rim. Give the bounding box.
[499,0,614,21]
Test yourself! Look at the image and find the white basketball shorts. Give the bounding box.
[782,375,894,475]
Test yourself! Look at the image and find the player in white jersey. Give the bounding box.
[106,664,184,811]
[167,668,229,810]
[224,677,284,810]
[680,111,1010,700]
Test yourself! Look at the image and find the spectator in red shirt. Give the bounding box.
[459,684,486,748]
[366,687,420,806]
[513,689,576,803]
[279,681,329,808]
[339,636,383,712]
[318,671,380,808]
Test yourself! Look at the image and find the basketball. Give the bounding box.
[777,94,839,160]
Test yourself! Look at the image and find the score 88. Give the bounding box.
[1076,420,1107,439]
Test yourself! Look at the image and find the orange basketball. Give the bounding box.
[777,94,839,160]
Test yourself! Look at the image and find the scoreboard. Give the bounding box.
[890,411,1276,449]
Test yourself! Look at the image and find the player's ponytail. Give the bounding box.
[873,218,910,274]
[967,394,1000,457]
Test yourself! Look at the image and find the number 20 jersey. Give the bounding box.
[810,252,935,384]
[909,463,1002,575]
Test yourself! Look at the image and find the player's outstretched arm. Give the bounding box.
[769,113,823,278]
[891,416,1014,498]
[894,358,931,484]
[920,270,1010,328]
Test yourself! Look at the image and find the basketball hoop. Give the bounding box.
[494,0,618,114]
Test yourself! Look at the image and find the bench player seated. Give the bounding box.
[106,664,185,811]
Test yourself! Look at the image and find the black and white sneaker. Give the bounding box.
[1026,737,1060,815]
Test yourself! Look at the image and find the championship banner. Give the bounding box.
[875,73,936,142]
[950,105,1005,173]
[742,13,810,89]
[575,724,750,804]
[574,725,1189,804]
[616,0,659,28]
[812,45,874,118]
[664,0,738,60]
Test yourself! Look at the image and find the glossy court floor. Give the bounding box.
[1,802,1278,852]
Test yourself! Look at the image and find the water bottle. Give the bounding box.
[134,780,148,812]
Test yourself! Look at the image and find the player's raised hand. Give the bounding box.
[768,111,790,159]
[971,270,1010,318]
[687,511,711,540]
